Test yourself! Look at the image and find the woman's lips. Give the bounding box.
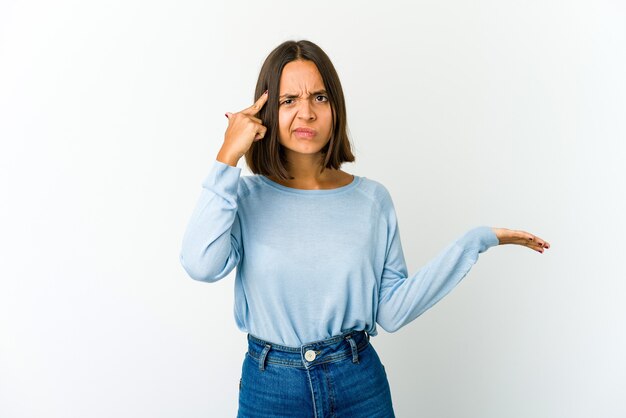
[294,128,317,138]
[294,131,316,138]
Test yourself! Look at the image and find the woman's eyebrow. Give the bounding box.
[279,90,328,99]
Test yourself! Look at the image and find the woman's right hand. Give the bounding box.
[221,90,269,160]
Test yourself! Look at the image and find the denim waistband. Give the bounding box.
[246,330,370,370]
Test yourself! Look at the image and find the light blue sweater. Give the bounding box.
[180,159,500,347]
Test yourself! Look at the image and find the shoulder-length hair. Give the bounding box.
[244,40,355,180]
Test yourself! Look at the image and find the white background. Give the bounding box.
[1,0,624,417]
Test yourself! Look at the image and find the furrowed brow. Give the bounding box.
[279,90,328,99]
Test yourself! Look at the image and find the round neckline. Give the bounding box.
[258,174,361,195]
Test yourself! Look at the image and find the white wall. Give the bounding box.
[1,0,624,417]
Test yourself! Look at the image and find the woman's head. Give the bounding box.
[244,40,355,180]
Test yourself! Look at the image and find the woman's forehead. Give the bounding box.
[279,60,325,94]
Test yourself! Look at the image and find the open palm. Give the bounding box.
[492,228,550,253]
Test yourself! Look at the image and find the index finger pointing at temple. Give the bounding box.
[241,91,269,116]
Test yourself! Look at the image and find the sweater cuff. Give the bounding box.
[455,226,500,253]
[201,159,242,196]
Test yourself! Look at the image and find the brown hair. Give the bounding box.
[244,40,355,181]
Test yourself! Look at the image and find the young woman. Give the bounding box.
[180,39,550,418]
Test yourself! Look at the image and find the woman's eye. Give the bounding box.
[281,96,328,106]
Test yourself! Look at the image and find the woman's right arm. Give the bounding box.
[180,90,269,282]
[179,156,244,282]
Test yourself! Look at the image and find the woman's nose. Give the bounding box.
[297,100,316,120]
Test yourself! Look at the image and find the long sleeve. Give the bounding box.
[375,191,499,333]
[179,160,244,282]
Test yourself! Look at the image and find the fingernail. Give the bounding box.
[264,90,268,95]
[225,113,229,118]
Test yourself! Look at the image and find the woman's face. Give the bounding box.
[277,60,333,159]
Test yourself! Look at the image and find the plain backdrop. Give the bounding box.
[1,0,624,417]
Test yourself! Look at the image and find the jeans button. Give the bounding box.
[304,350,316,361]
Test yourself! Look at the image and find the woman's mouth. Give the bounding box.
[294,128,317,138]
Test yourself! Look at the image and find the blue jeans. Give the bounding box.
[237,330,395,418]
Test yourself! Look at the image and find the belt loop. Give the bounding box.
[345,334,359,364]
[259,343,271,371]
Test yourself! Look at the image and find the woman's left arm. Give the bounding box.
[374,186,551,333]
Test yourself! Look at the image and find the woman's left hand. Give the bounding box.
[491,228,550,253]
